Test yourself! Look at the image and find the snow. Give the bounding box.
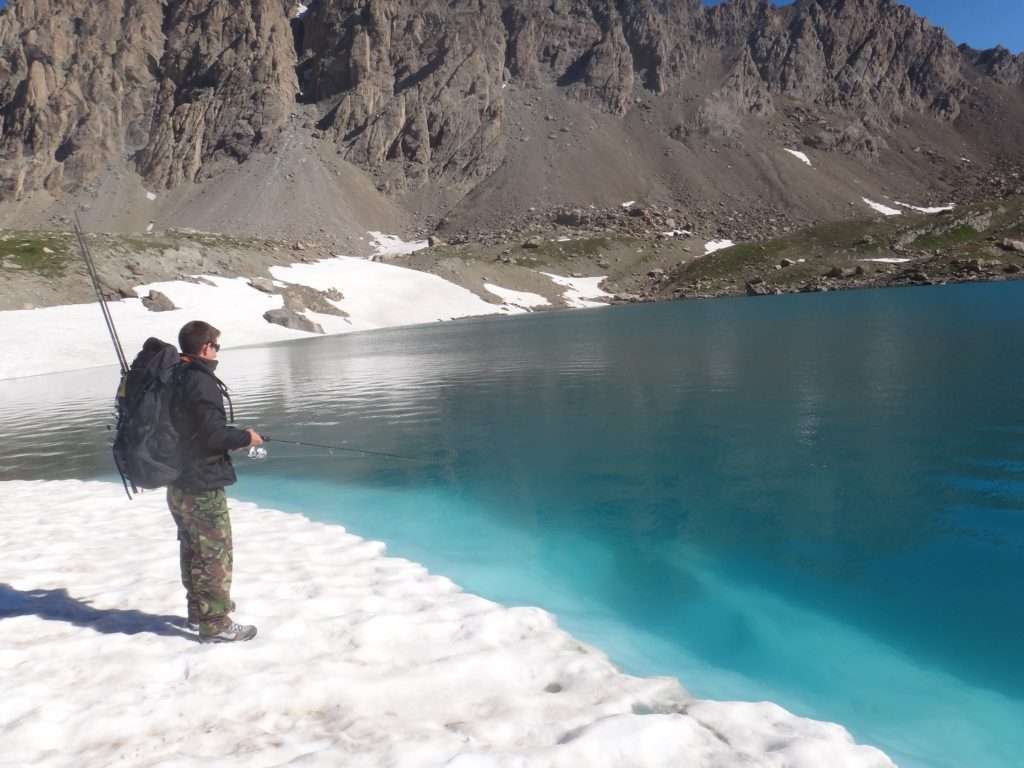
[662,229,692,238]
[783,148,813,167]
[861,199,902,217]
[369,231,429,257]
[294,2,309,17]
[859,258,914,264]
[894,202,955,214]
[0,258,549,380]
[0,479,895,768]
[621,201,636,208]
[484,283,551,310]
[541,273,613,309]
[704,239,736,255]
[271,257,514,330]
[145,191,157,201]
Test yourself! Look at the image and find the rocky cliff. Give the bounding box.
[0,0,1020,235]
[0,0,295,199]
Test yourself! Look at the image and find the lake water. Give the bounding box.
[3,282,1023,768]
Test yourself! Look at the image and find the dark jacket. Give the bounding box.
[171,356,251,491]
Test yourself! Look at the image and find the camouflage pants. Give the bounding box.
[167,486,233,635]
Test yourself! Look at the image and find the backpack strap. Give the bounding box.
[180,361,236,423]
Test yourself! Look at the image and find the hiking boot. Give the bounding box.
[199,622,258,644]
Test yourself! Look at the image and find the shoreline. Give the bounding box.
[0,479,894,767]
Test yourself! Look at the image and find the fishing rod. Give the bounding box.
[263,436,425,462]
[73,214,129,374]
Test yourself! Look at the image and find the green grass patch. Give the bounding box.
[522,236,613,262]
[912,225,978,250]
[0,234,72,277]
[679,238,792,281]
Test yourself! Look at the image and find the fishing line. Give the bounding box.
[262,436,425,462]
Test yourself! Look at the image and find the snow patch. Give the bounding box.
[704,239,736,255]
[621,201,636,208]
[859,258,914,264]
[294,2,309,17]
[662,229,692,238]
[145,191,157,201]
[0,258,537,379]
[484,284,550,310]
[862,199,902,217]
[272,257,519,330]
[368,231,429,257]
[541,273,612,309]
[893,202,955,214]
[0,479,895,768]
[783,148,813,167]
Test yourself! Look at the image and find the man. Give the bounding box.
[168,320,263,643]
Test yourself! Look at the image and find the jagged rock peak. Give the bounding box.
[0,0,296,200]
[0,0,1020,202]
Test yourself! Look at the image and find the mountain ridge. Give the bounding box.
[0,0,1021,244]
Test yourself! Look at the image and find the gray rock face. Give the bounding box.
[0,0,1018,201]
[0,0,295,199]
[263,308,325,334]
[299,0,507,193]
[966,45,1024,87]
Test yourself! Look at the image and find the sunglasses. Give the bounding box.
[206,341,221,352]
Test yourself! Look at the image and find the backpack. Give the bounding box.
[113,337,185,496]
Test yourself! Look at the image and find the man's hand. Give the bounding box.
[246,429,264,447]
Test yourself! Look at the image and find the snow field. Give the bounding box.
[0,233,613,379]
[0,480,895,768]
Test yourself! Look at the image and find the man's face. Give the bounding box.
[199,338,221,361]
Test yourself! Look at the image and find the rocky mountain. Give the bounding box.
[0,0,1021,244]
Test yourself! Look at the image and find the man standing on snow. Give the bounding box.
[168,320,262,643]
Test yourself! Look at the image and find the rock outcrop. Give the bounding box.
[0,0,295,200]
[0,0,1020,206]
[297,0,506,193]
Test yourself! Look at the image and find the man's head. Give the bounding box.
[178,320,221,361]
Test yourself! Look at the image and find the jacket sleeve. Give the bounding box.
[188,372,253,453]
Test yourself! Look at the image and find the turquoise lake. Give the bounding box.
[2,281,1022,767]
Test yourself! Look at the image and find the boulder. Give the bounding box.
[248,277,277,294]
[1000,238,1024,253]
[555,209,589,227]
[141,290,176,312]
[825,266,856,278]
[746,279,772,296]
[263,309,325,334]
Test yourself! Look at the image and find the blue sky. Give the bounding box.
[705,1,1023,53]
[897,0,1023,52]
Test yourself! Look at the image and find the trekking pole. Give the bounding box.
[262,436,425,462]
[73,214,130,374]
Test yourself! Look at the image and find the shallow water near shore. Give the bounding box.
[3,281,1023,768]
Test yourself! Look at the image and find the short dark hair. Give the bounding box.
[178,321,221,355]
